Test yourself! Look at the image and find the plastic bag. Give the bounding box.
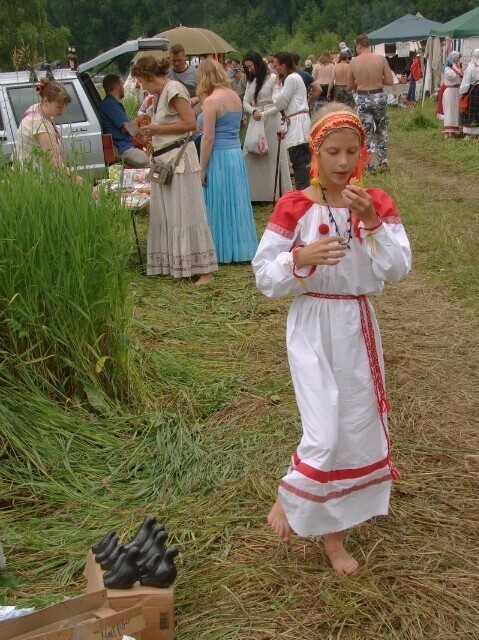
[244,118,269,156]
[0,606,35,621]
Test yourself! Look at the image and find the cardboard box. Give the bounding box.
[0,589,144,640]
[83,552,174,640]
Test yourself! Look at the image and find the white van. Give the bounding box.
[0,37,168,177]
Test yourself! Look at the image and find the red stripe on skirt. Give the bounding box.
[292,450,390,483]
[280,473,392,504]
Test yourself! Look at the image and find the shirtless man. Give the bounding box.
[327,51,354,107]
[347,33,394,171]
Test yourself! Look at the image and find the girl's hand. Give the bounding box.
[252,111,262,121]
[200,169,207,186]
[342,184,379,227]
[294,236,346,268]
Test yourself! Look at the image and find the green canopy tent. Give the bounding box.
[368,14,443,44]
[429,7,479,38]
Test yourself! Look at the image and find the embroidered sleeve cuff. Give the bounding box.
[360,217,385,235]
[292,245,316,279]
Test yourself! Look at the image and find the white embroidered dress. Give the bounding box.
[252,189,411,536]
[243,74,292,201]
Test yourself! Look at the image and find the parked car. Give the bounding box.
[0,37,168,178]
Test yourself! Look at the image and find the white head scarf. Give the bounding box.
[470,48,479,66]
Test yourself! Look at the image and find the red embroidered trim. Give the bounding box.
[292,450,389,483]
[280,473,392,504]
[382,216,401,225]
[292,245,316,279]
[266,221,295,239]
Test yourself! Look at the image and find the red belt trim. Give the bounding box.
[292,450,389,483]
[303,292,400,480]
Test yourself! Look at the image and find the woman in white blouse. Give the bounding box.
[242,51,292,203]
[16,77,82,183]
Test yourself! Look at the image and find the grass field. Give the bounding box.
[1,99,478,639]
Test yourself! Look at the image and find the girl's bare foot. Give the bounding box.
[195,273,213,286]
[267,497,291,542]
[324,532,359,575]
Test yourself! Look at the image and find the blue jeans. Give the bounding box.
[406,79,416,102]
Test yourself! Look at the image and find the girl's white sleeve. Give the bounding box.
[252,230,312,298]
[361,188,412,282]
[359,223,412,282]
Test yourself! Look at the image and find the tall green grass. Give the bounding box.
[0,163,133,402]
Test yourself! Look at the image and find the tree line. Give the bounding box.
[1,0,477,72]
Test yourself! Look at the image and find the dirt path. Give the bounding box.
[390,142,479,200]
[377,137,479,516]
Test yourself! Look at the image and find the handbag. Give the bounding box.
[149,134,191,186]
[460,92,470,114]
[460,83,477,114]
[244,117,269,156]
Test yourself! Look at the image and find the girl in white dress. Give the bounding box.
[253,103,411,575]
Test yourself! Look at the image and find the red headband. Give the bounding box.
[309,111,368,184]
[310,111,366,152]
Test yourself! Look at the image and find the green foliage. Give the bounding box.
[0,0,70,71]
[0,163,134,402]
[398,110,440,131]
[38,0,479,67]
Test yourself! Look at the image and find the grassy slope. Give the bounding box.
[1,101,478,638]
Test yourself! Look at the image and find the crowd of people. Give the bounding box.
[15,36,477,290]
[12,35,403,284]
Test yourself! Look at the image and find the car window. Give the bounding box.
[7,82,87,126]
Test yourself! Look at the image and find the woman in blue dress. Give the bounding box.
[197,59,258,263]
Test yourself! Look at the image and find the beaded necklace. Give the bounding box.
[318,183,353,250]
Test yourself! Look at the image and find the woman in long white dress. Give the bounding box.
[243,51,292,203]
[442,52,463,138]
[131,56,217,283]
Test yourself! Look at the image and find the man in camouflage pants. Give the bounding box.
[347,33,394,172]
